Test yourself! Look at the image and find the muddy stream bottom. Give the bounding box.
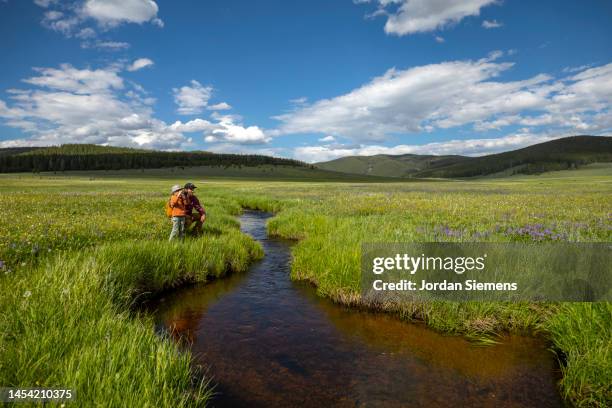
[148,211,562,407]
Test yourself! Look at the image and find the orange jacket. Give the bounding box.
[169,191,188,217]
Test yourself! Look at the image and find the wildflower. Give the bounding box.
[21,262,26,266]
[23,290,32,298]
[0,260,4,269]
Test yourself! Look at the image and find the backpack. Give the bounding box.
[164,197,173,218]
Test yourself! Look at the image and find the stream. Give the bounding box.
[151,210,563,407]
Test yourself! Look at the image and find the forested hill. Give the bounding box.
[0,144,307,173]
[412,135,612,178]
[316,136,612,178]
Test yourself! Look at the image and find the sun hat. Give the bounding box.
[171,184,182,193]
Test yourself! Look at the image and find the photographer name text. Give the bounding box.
[370,253,517,292]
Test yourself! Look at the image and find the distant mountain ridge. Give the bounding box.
[315,136,612,178]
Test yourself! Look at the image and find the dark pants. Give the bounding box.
[185,213,203,235]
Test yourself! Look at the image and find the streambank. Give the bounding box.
[260,204,610,406]
[153,210,563,407]
[0,224,263,407]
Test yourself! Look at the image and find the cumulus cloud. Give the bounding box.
[81,0,162,27]
[319,135,336,142]
[0,64,183,149]
[204,116,270,145]
[127,58,154,72]
[75,27,96,39]
[482,19,502,29]
[207,102,232,111]
[23,64,124,94]
[168,118,215,133]
[36,0,163,40]
[0,63,269,150]
[275,55,612,142]
[359,0,497,36]
[168,116,269,146]
[171,82,232,114]
[173,80,212,115]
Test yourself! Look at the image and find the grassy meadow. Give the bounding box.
[0,164,610,406]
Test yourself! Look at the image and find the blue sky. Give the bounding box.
[0,0,611,162]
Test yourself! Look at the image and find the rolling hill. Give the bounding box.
[316,136,612,178]
[316,153,468,177]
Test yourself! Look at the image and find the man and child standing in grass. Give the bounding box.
[167,182,206,241]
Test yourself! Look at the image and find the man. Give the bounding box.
[168,184,188,241]
[183,182,206,235]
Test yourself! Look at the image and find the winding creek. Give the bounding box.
[151,210,563,407]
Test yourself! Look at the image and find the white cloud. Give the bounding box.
[275,55,612,142]
[319,135,336,142]
[294,131,572,163]
[82,0,162,27]
[44,10,63,20]
[482,19,502,29]
[360,0,498,36]
[173,80,212,115]
[127,58,154,72]
[41,13,81,36]
[289,97,308,105]
[34,0,58,7]
[562,64,594,74]
[82,40,130,51]
[0,63,269,150]
[75,27,96,39]
[169,118,215,133]
[171,82,234,115]
[435,35,445,43]
[205,120,270,145]
[23,64,124,94]
[0,64,180,149]
[0,76,182,149]
[37,0,162,39]
[207,102,232,111]
[169,116,270,146]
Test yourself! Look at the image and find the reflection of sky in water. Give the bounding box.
[149,211,562,408]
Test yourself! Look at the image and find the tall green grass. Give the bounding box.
[1,172,610,407]
[259,198,612,407]
[545,303,612,406]
[0,221,262,407]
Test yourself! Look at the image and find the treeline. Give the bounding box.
[0,144,307,173]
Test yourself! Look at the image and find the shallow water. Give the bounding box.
[151,211,563,407]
